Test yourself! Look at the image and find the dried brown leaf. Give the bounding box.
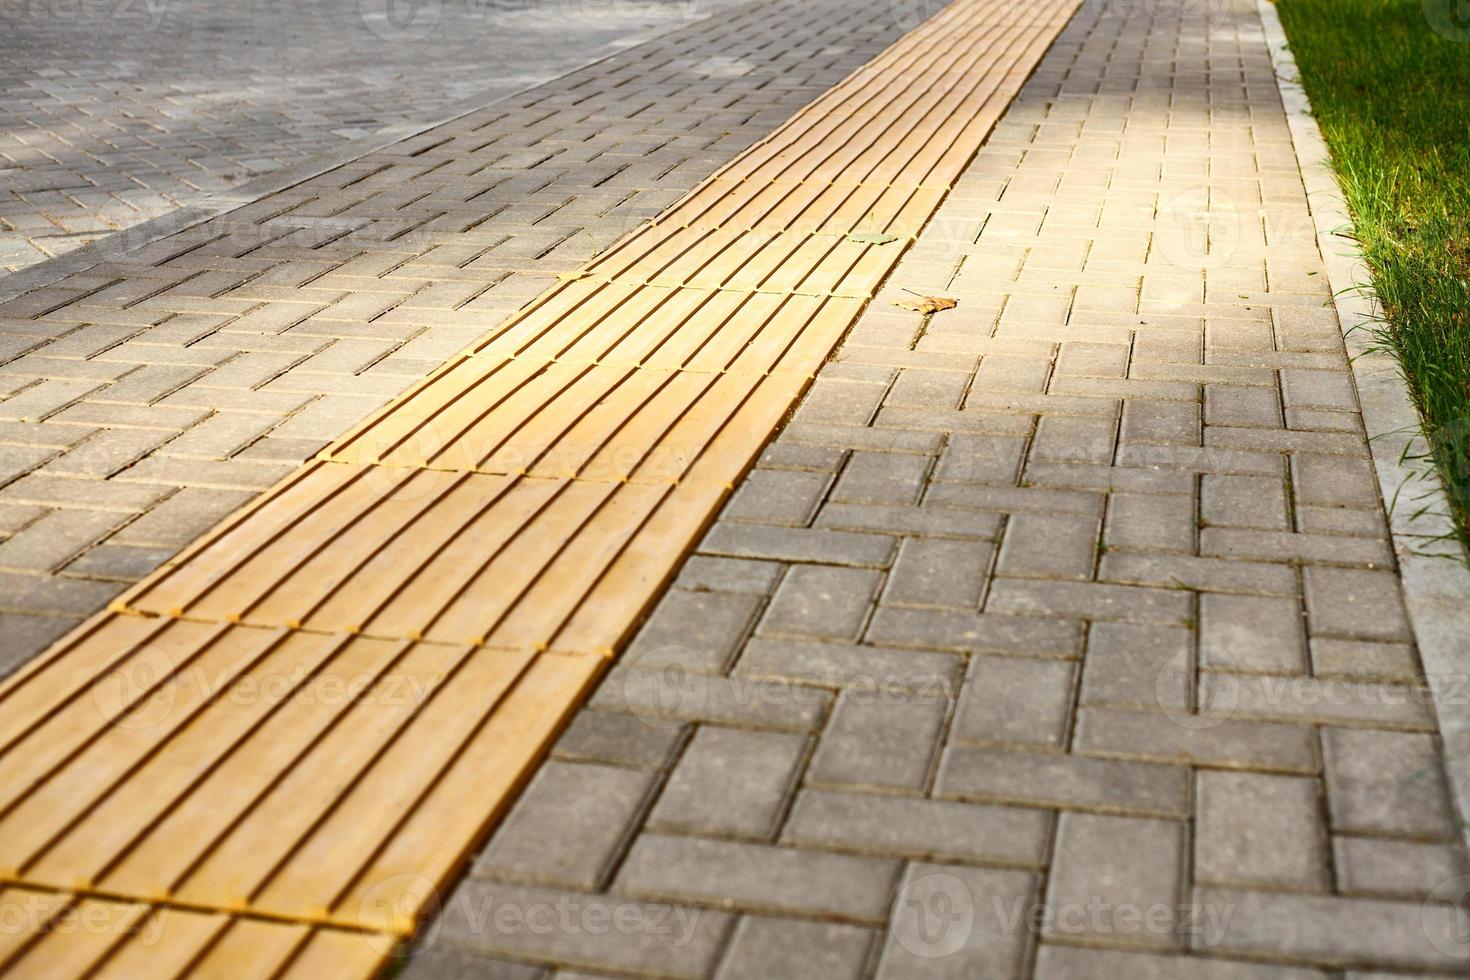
[893,295,958,315]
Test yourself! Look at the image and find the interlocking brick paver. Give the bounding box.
[1046,812,1185,948]
[952,655,1076,749]
[0,0,753,274]
[784,788,1049,866]
[1321,728,1459,839]
[716,917,873,980]
[615,835,900,923]
[1196,772,1328,890]
[879,865,1036,977]
[647,726,806,838]
[473,761,656,890]
[0,0,907,676]
[807,689,947,791]
[8,0,1466,972]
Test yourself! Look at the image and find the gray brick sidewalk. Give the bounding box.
[414,0,1470,975]
[0,0,747,274]
[0,0,905,675]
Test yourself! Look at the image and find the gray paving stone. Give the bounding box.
[1106,491,1196,553]
[995,511,1097,580]
[807,688,947,791]
[783,788,1050,866]
[435,880,732,980]
[1303,567,1412,642]
[593,666,831,733]
[1081,622,1192,712]
[699,523,896,568]
[673,556,783,596]
[831,451,932,506]
[722,469,833,526]
[1334,835,1469,898]
[1034,945,1326,979]
[551,710,685,772]
[0,612,78,679]
[1045,812,1185,948]
[473,761,656,890]
[1195,886,1470,971]
[866,607,1084,656]
[624,589,763,674]
[1195,771,1328,890]
[877,864,1037,978]
[1199,594,1307,673]
[615,835,900,924]
[1289,453,1381,510]
[715,916,873,980]
[1075,707,1319,774]
[952,654,1076,749]
[733,637,960,694]
[1201,474,1289,530]
[881,536,992,608]
[401,948,546,980]
[987,578,1193,627]
[1321,728,1458,839]
[647,726,806,838]
[937,745,1191,819]
[759,565,883,642]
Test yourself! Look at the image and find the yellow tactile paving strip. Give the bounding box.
[0,885,391,979]
[0,0,1077,973]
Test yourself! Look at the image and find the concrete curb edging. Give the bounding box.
[0,16,720,308]
[1256,0,1470,837]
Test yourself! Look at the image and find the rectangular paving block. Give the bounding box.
[807,689,948,790]
[1045,812,1185,948]
[1195,771,1329,891]
[878,864,1037,977]
[647,725,807,838]
[615,835,901,924]
[784,788,1050,866]
[473,760,657,890]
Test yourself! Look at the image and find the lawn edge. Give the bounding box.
[1257,0,1470,839]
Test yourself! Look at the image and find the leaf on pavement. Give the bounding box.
[893,294,957,314]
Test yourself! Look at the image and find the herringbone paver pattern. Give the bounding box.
[0,0,906,677]
[0,0,747,273]
[422,0,1470,975]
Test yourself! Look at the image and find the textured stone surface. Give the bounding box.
[8,0,1466,973]
[0,0,751,274]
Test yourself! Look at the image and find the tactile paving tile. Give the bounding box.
[0,886,391,979]
[0,0,1080,971]
[0,616,601,932]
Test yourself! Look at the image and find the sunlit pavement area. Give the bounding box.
[3,0,1470,975]
[0,0,747,273]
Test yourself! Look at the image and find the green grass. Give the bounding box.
[1275,0,1470,552]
